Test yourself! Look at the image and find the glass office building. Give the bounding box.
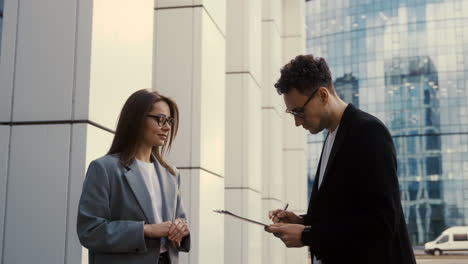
[306,0,468,244]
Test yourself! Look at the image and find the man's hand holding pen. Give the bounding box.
[265,223,305,248]
[268,209,304,224]
[266,205,306,248]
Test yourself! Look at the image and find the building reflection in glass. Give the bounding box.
[306,0,468,245]
[335,73,359,109]
[385,56,444,243]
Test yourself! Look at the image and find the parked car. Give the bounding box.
[424,226,468,255]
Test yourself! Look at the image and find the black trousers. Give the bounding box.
[158,251,170,264]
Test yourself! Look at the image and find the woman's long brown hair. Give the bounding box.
[107,89,179,176]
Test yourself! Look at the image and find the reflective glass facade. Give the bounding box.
[305,0,468,245]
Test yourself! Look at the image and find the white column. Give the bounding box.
[261,1,286,264]
[0,0,154,263]
[153,1,226,263]
[0,0,80,262]
[0,1,305,263]
[281,1,308,263]
[225,0,263,263]
[0,0,17,260]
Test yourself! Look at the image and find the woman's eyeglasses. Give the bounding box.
[147,114,174,127]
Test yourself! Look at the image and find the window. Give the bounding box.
[437,235,449,244]
[407,137,417,155]
[408,158,418,176]
[424,89,431,104]
[453,233,468,241]
[425,108,433,126]
[426,157,441,175]
[426,133,441,150]
[427,181,441,199]
[408,181,419,200]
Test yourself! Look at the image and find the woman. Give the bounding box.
[77,89,190,264]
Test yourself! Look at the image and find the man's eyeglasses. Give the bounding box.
[147,114,174,127]
[285,89,318,118]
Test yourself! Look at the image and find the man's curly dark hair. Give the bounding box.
[274,54,334,96]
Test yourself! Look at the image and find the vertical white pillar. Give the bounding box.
[0,0,80,262]
[154,1,226,263]
[261,0,286,263]
[0,0,17,260]
[80,2,155,263]
[0,0,306,263]
[225,0,263,263]
[0,0,154,263]
[281,1,308,263]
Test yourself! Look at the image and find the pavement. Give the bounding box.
[414,246,426,255]
[416,257,468,264]
[414,246,468,264]
[304,247,468,264]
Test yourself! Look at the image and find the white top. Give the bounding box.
[136,159,167,253]
[318,125,339,189]
[314,125,339,264]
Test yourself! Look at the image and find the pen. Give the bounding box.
[276,203,289,223]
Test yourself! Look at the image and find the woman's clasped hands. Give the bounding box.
[144,219,189,247]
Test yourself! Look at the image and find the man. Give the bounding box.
[265,55,416,264]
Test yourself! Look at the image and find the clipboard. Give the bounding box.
[213,209,269,227]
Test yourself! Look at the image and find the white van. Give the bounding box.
[424,226,468,255]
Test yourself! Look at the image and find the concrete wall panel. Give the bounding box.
[3,125,71,263]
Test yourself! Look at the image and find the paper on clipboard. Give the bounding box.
[213,209,268,227]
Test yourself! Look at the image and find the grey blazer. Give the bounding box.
[77,155,190,264]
